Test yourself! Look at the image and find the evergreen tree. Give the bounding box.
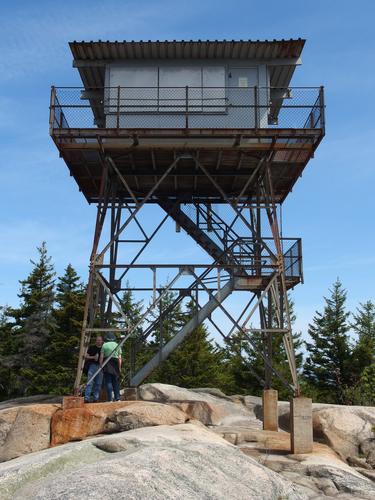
[341,301,375,405]
[0,306,20,400]
[116,287,145,384]
[131,292,232,391]
[6,243,56,396]
[222,296,303,398]
[356,364,375,405]
[304,279,352,404]
[28,264,85,395]
[153,300,233,390]
[146,290,186,383]
[350,301,375,381]
[221,330,262,395]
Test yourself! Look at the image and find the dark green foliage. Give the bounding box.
[0,247,85,400]
[340,301,375,405]
[0,306,20,400]
[350,301,375,382]
[116,287,146,383]
[148,300,233,390]
[221,297,303,399]
[4,243,57,396]
[304,279,352,404]
[2,244,375,407]
[40,264,85,394]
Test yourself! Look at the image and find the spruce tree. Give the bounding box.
[0,306,20,400]
[343,301,375,405]
[222,296,303,398]
[146,290,186,384]
[155,300,233,390]
[304,279,352,404]
[116,287,145,384]
[350,301,375,380]
[35,264,85,394]
[9,243,56,396]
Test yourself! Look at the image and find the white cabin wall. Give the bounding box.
[104,59,271,128]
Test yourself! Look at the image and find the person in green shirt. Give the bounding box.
[99,332,122,401]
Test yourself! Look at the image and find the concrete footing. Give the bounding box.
[262,389,278,431]
[123,387,138,401]
[62,396,84,411]
[290,397,313,454]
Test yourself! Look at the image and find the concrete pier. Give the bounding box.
[262,389,278,431]
[62,396,84,411]
[290,397,313,454]
[123,387,138,400]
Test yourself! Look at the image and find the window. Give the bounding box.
[107,65,226,113]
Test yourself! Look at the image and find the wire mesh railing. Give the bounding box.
[283,238,303,280]
[50,86,325,131]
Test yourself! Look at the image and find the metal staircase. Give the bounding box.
[159,201,254,273]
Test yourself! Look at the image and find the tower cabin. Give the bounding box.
[50,39,324,206]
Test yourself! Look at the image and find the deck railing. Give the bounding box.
[50,86,325,131]
[229,237,303,281]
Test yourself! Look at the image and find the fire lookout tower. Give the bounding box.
[50,39,324,450]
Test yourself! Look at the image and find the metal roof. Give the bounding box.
[69,39,305,89]
[70,39,304,61]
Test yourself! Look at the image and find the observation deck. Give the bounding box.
[49,85,325,204]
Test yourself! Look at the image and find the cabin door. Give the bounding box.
[228,68,258,127]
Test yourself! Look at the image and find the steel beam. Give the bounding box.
[130,278,236,387]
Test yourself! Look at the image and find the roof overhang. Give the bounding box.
[69,39,305,89]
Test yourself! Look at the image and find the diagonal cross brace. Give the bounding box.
[130,277,236,387]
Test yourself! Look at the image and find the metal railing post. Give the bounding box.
[298,238,304,284]
[59,103,63,129]
[185,85,189,129]
[254,86,259,128]
[49,86,56,135]
[116,86,121,129]
[319,86,325,132]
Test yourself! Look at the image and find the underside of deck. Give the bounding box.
[52,127,323,204]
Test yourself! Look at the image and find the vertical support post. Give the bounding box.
[309,110,314,128]
[49,86,56,134]
[185,85,189,129]
[73,163,109,395]
[319,85,325,131]
[159,296,163,366]
[256,186,261,275]
[116,85,121,129]
[129,339,136,383]
[266,288,273,387]
[262,389,278,431]
[290,397,313,454]
[152,267,156,304]
[254,85,259,128]
[207,203,212,232]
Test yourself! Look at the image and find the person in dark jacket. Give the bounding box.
[83,336,103,403]
[100,332,122,402]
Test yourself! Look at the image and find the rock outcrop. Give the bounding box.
[0,404,60,462]
[50,401,189,446]
[0,423,302,500]
[139,383,261,427]
[1,383,375,499]
[278,400,375,468]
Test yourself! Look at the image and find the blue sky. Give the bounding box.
[0,0,374,338]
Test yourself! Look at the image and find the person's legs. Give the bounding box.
[104,372,113,401]
[84,364,96,402]
[112,374,120,401]
[93,370,103,402]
